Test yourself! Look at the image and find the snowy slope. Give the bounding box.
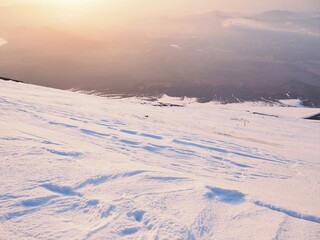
[0,81,320,240]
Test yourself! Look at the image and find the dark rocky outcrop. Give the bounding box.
[305,114,320,121]
[0,76,25,83]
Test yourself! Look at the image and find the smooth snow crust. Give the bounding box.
[0,81,320,240]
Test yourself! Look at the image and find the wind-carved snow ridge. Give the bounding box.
[254,201,320,224]
[0,81,320,239]
[204,187,320,224]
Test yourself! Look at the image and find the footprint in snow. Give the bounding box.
[119,227,140,236]
[21,195,58,207]
[127,210,146,222]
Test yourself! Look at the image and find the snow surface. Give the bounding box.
[278,99,304,108]
[0,81,320,240]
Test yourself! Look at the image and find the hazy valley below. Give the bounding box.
[0,7,319,106]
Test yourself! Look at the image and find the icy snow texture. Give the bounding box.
[0,81,320,239]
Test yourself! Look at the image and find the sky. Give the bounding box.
[0,0,319,14]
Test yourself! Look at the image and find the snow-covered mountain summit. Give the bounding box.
[0,81,319,239]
